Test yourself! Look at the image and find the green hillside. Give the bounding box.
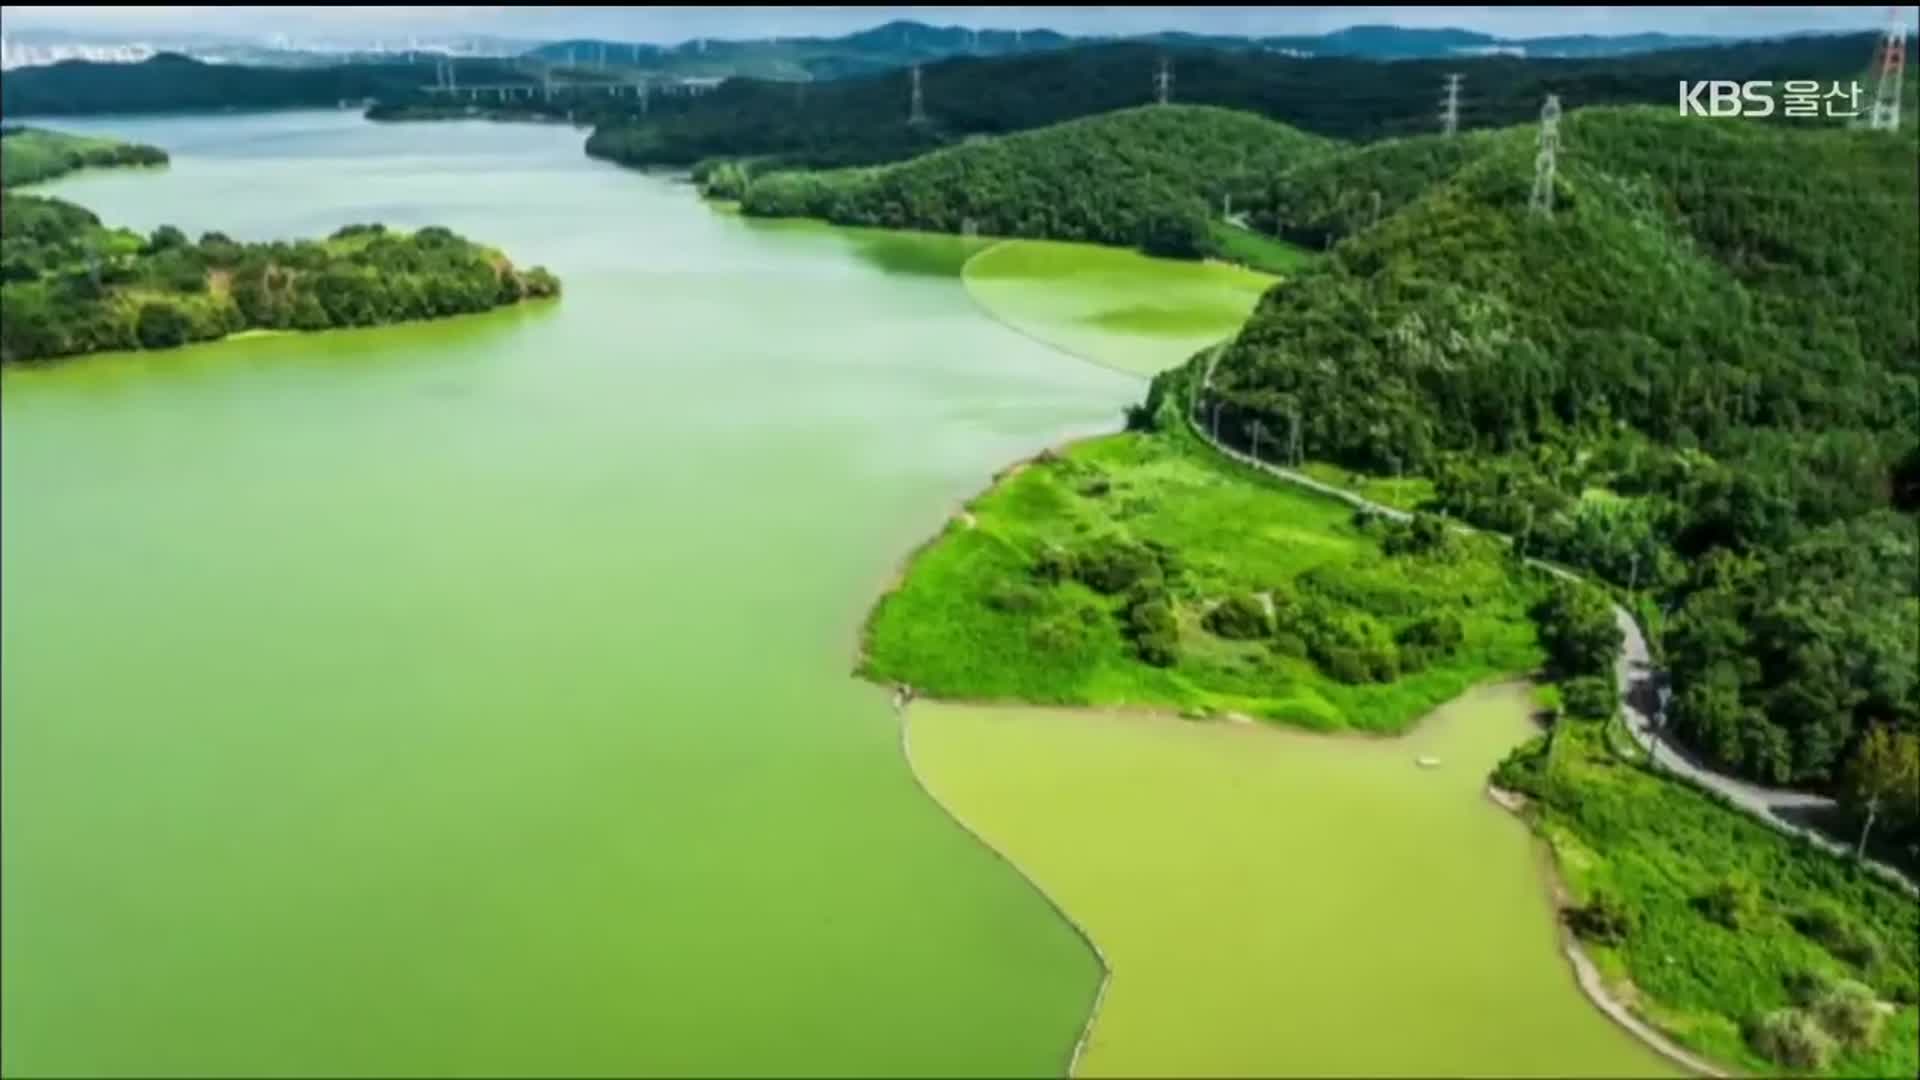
[0,193,559,365]
[0,125,169,188]
[740,105,1331,256]
[585,34,1909,171]
[1180,106,1919,838]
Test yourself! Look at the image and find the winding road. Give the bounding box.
[1188,352,1918,896]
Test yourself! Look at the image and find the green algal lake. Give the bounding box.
[1,111,1666,1076]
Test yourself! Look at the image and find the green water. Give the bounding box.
[962,239,1275,376]
[1,112,1122,1077]
[914,686,1680,1078]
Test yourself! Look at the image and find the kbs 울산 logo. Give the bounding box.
[1678,80,1864,118]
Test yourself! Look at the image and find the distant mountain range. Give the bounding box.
[519,20,1739,81]
[6,17,1861,80]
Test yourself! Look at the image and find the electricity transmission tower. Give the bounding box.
[1867,7,1907,132]
[1528,94,1562,219]
[1442,72,1463,135]
[908,63,927,125]
[1155,56,1172,105]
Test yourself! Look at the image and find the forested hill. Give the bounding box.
[585,32,1902,171]
[0,53,535,117]
[1,126,169,187]
[0,193,559,364]
[738,106,1330,256]
[1179,107,1920,843]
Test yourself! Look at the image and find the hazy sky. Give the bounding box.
[2,5,1914,43]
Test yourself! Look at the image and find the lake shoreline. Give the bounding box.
[1488,784,1732,1079]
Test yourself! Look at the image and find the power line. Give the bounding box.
[908,63,927,125]
[1529,93,1562,219]
[1867,5,1907,132]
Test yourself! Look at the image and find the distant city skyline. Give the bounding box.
[2,5,1914,47]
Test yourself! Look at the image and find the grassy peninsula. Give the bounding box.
[1,194,559,365]
[1,125,170,188]
[864,387,1550,733]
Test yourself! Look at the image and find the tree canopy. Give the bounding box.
[739,105,1330,256]
[1186,104,1919,867]
[1,194,560,365]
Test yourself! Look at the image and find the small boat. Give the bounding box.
[1416,756,1442,769]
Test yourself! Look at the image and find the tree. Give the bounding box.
[1839,726,1920,860]
[134,300,190,349]
[1533,581,1623,680]
[146,224,188,253]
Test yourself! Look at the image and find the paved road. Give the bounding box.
[1186,358,1917,895]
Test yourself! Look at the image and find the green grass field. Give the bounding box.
[1207,219,1314,275]
[961,239,1277,377]
[1497,723,1920,1077]
[913,685,1676,1077]
[864,423,1548,733]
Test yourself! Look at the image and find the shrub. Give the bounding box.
[1396,614,1464,654]
[1492,735,1549,796]
[1749,1007,1836,1071]
[1566,889,1635,945]
[1361,646,1400,683]
[1319,646,1372,686]
[1124,589,1180,668]
[1075,537,1163,595]
[1031,546,1076,584]
[1204,593,1270,640]
[134,300,190,349]
[985,581,1046,614]
[1270,632,1309,660]
[1027,615,1087,656]
[1381,513,1454,557]
[1791,900,1884,971]
[1078,476,1113,498]
[1398,644,1437,673]
[1693,874,1762,930]
[1811,979,1882,1046]
[1561,676,1618,722]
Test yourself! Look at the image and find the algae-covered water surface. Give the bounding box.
[1,112,1117,1077]
[5,110,1667,1078]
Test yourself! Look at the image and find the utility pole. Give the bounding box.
[1155,56,1172,105]
[1442,72,1463,135]
[598,42,606,69]
[639,79,650,117]
[908,63,927,125]
[1868,6,1907,132]
[1528,94,1561,219]
[447,57,457,94]
[1370,189,1382,228]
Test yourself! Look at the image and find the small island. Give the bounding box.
[1,194,560,365]
[1,125,170,188]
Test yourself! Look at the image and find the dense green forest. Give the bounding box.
[739,106,1330,256]
[1169,104,1920,864]
[0,193,559,364]
[1,126,169,187]
[586,33,1904,171]
[0,53,537,116]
